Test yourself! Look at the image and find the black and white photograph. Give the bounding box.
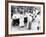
[8,2,44,35]
[11,6,41,31]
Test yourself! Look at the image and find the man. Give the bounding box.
[26,12,32,30]
[12,13,20,26]
[31,8,40,30]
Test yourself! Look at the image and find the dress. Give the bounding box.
[19,14,24,27]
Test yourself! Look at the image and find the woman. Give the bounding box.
[19,12,24,28]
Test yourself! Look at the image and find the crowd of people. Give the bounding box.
[11,6,40,30]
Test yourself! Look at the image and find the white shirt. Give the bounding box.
[12,14,20,19]
[26,13,32,21]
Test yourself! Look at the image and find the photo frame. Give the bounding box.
[5,1,45,37]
